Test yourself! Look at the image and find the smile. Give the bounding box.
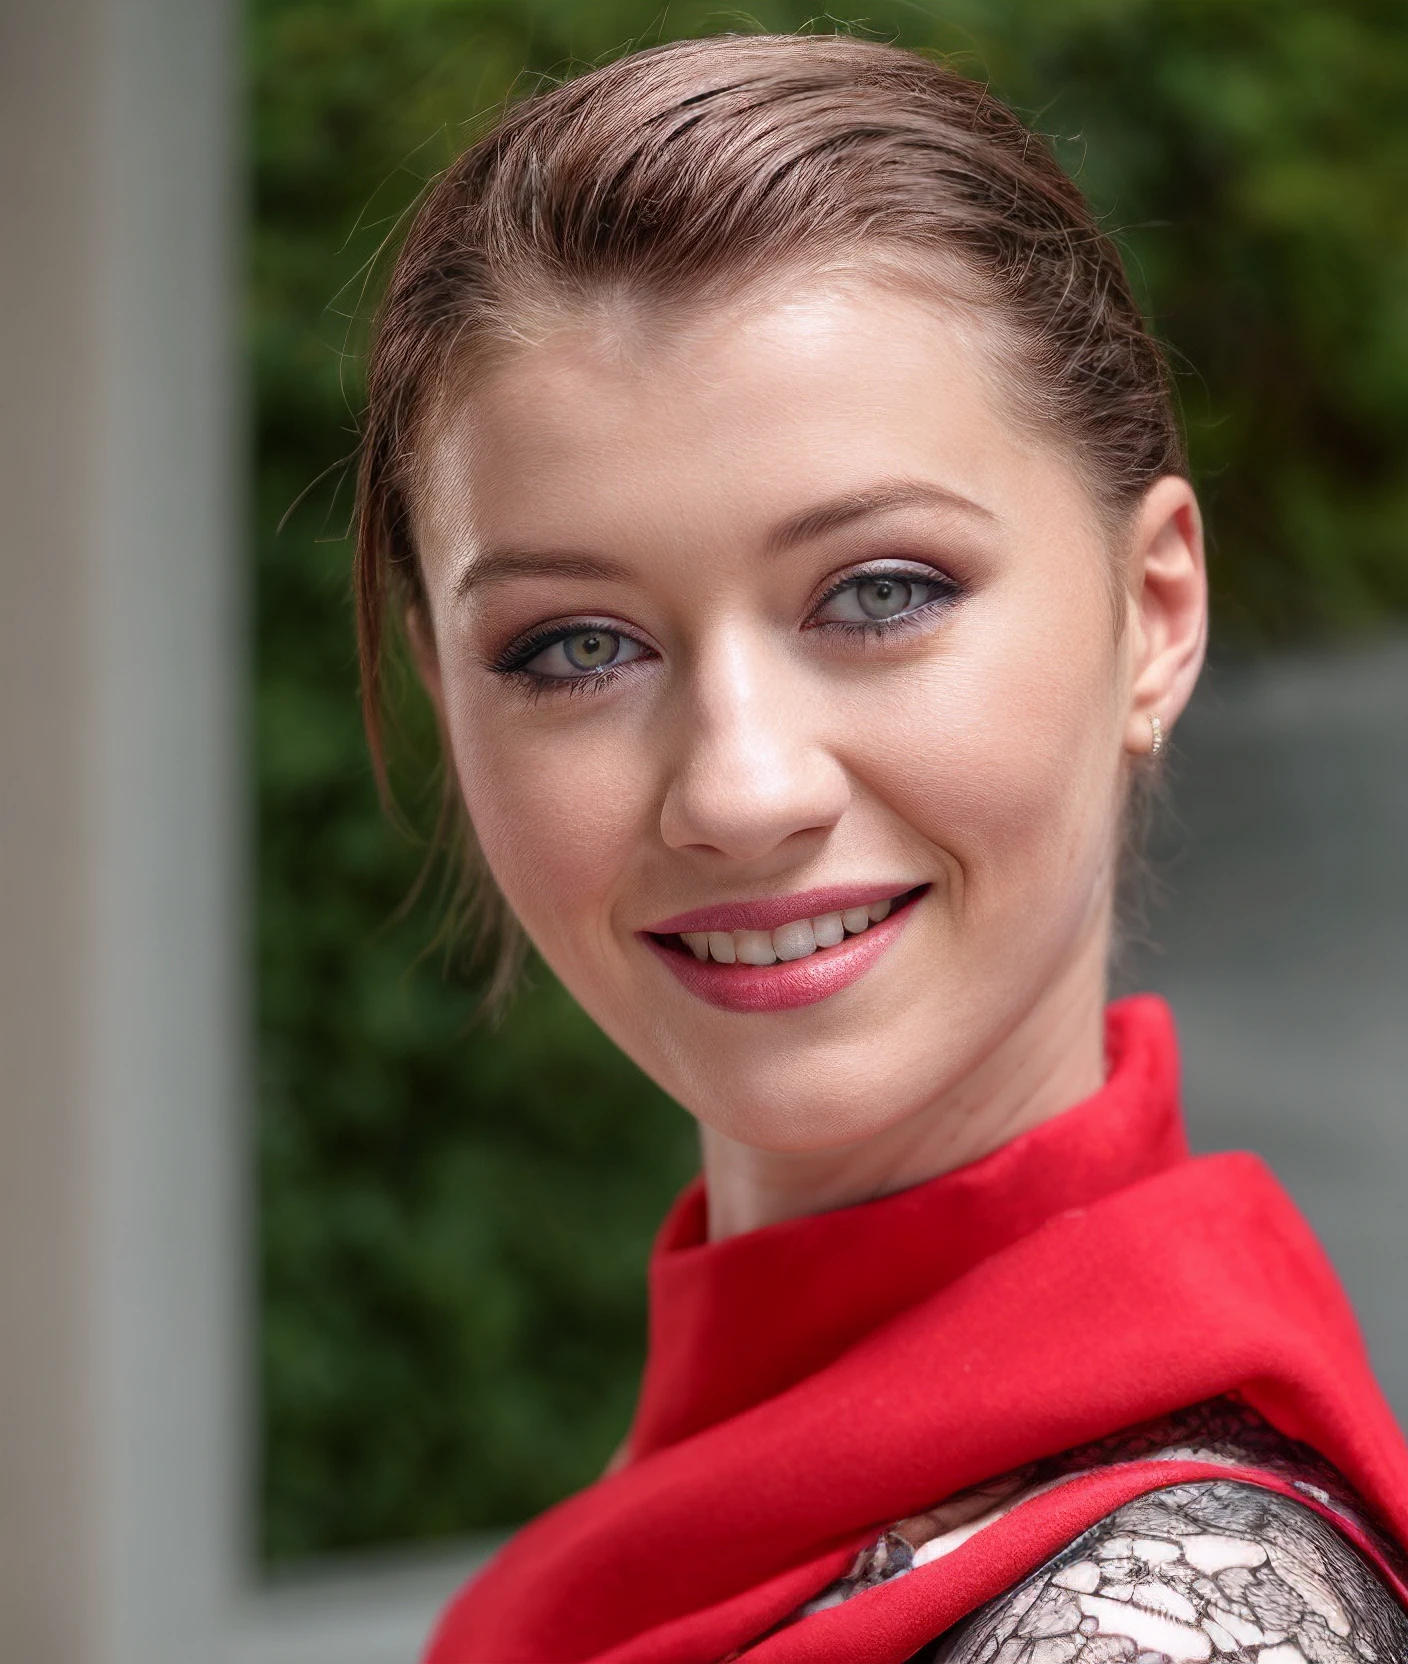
[642,883,928,1012]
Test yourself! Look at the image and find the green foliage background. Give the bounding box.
[254,0,1408,1562]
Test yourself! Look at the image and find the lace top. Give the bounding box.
[751,1399,1408,1662]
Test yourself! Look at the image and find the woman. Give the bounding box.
[353,34,1408,1663]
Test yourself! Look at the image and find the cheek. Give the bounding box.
[853,594,1125,916]
[442,683,654,951]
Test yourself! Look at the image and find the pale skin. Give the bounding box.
[409,271,1208,1242]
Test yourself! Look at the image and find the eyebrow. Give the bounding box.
[452,480,996,597]
[764,480,997,554]
[452,549,631,599]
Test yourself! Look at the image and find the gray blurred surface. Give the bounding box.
[1,3,244,1661]
[1118,638,1408,1423]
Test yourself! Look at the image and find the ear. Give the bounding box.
[1121,475,1208,758]
[405,601,448,731]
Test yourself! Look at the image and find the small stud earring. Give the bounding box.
[1148,713,1164,758]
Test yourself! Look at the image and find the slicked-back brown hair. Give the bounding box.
[355,33,1185,986]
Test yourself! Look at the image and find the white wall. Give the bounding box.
[0,1,245,1658]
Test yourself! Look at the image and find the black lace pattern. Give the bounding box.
[757,1399,1407,1662]
[918,1478,1408,1663]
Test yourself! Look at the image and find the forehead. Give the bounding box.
[413,276,1069,560]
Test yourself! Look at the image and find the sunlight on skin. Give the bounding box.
[408,273,1207,1240]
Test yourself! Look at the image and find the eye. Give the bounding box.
[515,625,648,680]
[811,566,955,628]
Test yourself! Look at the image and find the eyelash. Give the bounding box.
[491,564,960,697]
[807,565,960,640]
[490,620,642,700]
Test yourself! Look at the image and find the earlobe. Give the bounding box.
[1122,475,1208,758]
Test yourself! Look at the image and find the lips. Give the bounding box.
[642,884,927,1013]
[649,881,913,937]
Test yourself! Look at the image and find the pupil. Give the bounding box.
[859,577,911,620]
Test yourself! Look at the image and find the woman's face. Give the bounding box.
[413,276,1193,1154]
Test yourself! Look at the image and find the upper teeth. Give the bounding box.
[680,898,893,966]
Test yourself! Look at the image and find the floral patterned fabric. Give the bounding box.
[750,1399,1408,1662]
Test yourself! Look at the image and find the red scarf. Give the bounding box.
[427,996,1408,1662]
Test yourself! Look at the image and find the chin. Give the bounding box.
[678,1046,948,1154]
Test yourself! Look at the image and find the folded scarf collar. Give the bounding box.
[632,996,1188,1458]
[428,995,1408,1664]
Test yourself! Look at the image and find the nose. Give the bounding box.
[658,631,850,862]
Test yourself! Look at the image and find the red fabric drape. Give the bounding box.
[427,997,1408,1663]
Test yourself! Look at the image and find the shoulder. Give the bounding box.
[921,1478,1408,1663]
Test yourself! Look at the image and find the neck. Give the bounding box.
[699,927,1111,1241]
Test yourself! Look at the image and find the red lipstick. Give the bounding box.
[647,881,913,937]
[642,884,926,1014]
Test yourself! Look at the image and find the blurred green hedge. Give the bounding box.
[254,0,1408,1562]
